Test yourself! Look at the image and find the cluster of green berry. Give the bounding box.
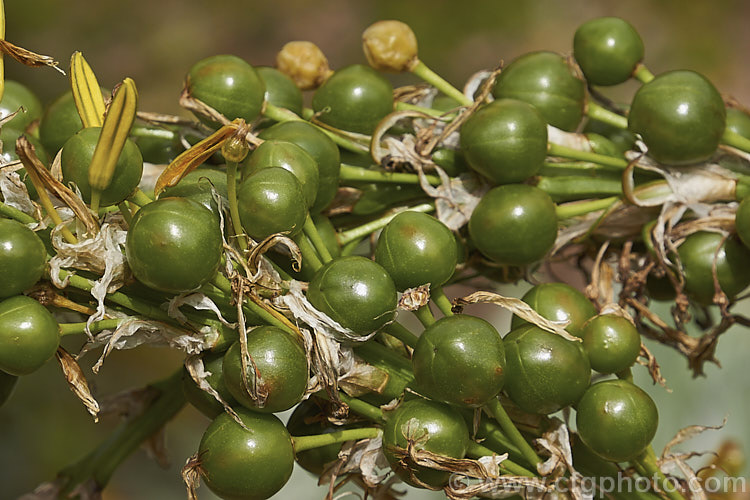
[1,14,746,500]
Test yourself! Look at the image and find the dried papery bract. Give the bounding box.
[276,41,333,90]
[362,20,419,73]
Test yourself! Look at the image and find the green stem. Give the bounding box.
[556,196,619,219]
[90,189,102,213]
[634,447,686,500]
[59,318,124,337]
[384,321,419,349]
[633,63,655,84]
[548,142,628,169]
[466,441,536,478]
[294,232,323,272]
[430,286,454,317]
[485,398,542,469]
[339,164,441,186]
[263,102,368,154]
[410,60,472,107]
[540,160,632,177]
[0,200,37,224]
[303,214,333,263]
[127,188,153,207]
[293,427,382,452]
[586,101,628,129]
[225,160,247,252]
[616,367,634,382]
[536,176,625,202]
[60,370,185,493]
[354,339,414,380]
[130,124,177,142]
[413,304,436,328]
[722,128,750,153]
[340,236,363,257]
[117,202,133,225]
[316,390,385,423]
[337,203,434,245]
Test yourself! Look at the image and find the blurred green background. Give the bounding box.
[1,0,749,498]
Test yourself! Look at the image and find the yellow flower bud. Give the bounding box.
[362,20,419,73]
[276,41,333,90]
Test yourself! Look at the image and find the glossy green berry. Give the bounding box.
[125,197,223,293]
[726,107,750,140]
[182,352,236,419]
[460,98,548,184]
[199,408,294,500]
[431,148,469,176]
[503,324,591,415]
[736,197,750,249]
[573,17,644,86]
[160,168,229,218]
[237,167,308,241]
[382,398,469,488]
[0,219,47,299]
[259,121,341,212]
[0,370,17,407]
[61,127,144,206]
[0,295,60,376]
[307,256,397,337]
[242,140,319,208]
[493,51,585,131]
[374,211,457,290]
[576,379,658,462]
[580,314,641,374]
[256,66,303,116]
[468,184,558,266]
[186,55,265,128]
[510,282,597,338]
[312,64,393,135]
[0,126,49,166]
[286,398,353,475]
[222,326,308,413]
[628,70,725,165]
[677,231,750,305]
[0,80,43,131]
[412,315,505,408]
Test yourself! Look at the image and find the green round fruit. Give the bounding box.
[573,17,644,86]
[493,51,585,131]
[468,184,558,266]
[0,80,43,131]
[374,211,457,290]
[726,107,750,140]
[628,70,725,165]
[677,231,750,304]
[61,127,143,206]
[39,90,102,154]
[503,324,591,415]
[412,315,505,408]
[510,282,597,337]
[242,140,319,208]
[460,98,548,184]
[222,326,308,413]
[125,197,223,293]
[312,64,393,135]
[0,295,60,376]
[0,219,47,299]
[182,352,236,419]
[307,256,397,337]
[256,66,303,116]
[259,121,340,212]
[576,379,658,462]
[382,398,469,488]
[186,54,265,128]
[736,197,750,249]
[237,167,308,241]
[199,408,294,500]
[580,314,641,374]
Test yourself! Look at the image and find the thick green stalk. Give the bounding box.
[466,441,536,478]
[0,201,37,224]
[225,160,247,252]
[339,164,441,186]
[410,60,473,107]
[293,427,382,452]
[548,142,628,169]
[337,203,434,245]
[485,398,542,469]
[59,319,124,337]
[413,304,436,328]
[634,447,686,500]
[294,233,323,272]
[303,214,332,263]
[587,101,628,129]
[384,321,419,349]
[430,286,454,317]
[633,63,655,84]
